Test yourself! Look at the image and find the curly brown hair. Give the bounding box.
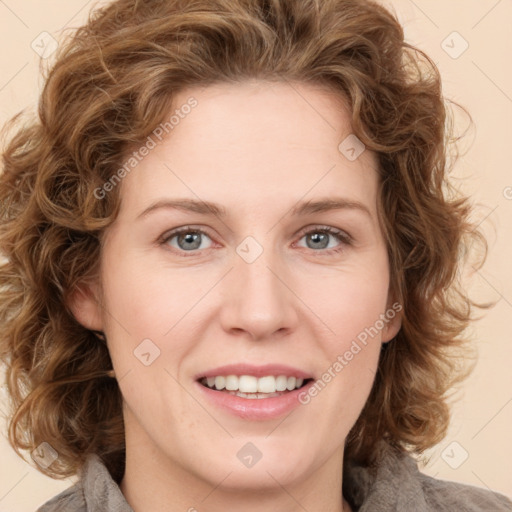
[0,0,490,482]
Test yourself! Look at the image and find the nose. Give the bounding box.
[219,245,299,341]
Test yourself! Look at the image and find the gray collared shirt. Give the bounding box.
[36,441,512,511]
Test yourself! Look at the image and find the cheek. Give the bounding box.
[99,251,216,390]
[306,276,385,429]
[101,253,205,337]
[300,262,390,344]
[299,257,390,398]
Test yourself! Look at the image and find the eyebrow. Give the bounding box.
[136,197,372,220]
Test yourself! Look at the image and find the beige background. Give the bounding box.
[0,0,511,510]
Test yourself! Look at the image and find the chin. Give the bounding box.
[185,441,317,490]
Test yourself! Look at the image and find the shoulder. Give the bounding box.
[35,482,86,512]
[417,471,512,511]
[344,440,512,511]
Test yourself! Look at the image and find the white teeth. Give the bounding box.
[257,376,275,393]
[239,375,258,393]
[225,375,238,391]
[201,374,308,393]
[276,375,288,391]
[224,390,282,399]
[214,376,226,390]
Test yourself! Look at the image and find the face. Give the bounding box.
[71,80,401,492]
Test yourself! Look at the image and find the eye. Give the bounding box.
[160,226,214,255]
[159,225,353,257]
[295,226,352,255]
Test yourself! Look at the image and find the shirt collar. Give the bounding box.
[81,453,134,512]
[343,439,428,511]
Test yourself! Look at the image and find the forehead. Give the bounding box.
[115,80,380,220]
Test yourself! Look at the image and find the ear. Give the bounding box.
[65,280,104,332]
[381,292,403,344]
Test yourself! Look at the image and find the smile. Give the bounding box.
[194,364,316,420]
[199,374,313,399]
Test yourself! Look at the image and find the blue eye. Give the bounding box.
[162,227,214,253]
[296,226,352,255]
[159,225,352,257]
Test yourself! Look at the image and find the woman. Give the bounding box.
[0,0,510,510]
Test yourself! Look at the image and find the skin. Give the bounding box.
[69,80,402,512]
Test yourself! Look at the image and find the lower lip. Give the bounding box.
[195,380,315,421]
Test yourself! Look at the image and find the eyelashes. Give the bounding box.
[158,225,353,258]
[295,226,352,254]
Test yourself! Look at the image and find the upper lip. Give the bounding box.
[194,363,314,380]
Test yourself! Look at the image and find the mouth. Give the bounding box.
[197,374,315,399]
[193,363,316,419]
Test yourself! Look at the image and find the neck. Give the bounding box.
[120,418,352,512]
